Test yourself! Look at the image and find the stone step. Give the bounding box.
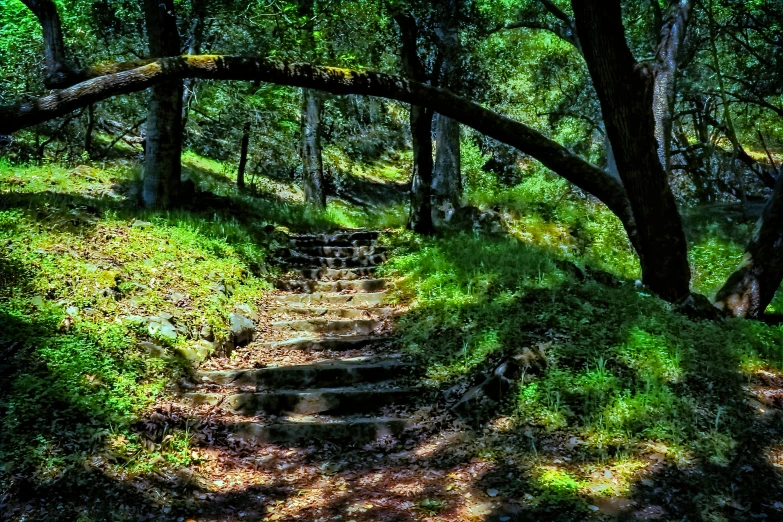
[256,335,391,352]
[275,278,386,293]
[284,253,388,268]
[271,318,383,336]
[292,246,386,258]
[195,358,412,389]
[291,267,376,281]
[272,307,393,319]
[228,416,410,444]
[289,231,380,247]
[272,291,388,307]
[290,238,376,248]
[189,386,416,415]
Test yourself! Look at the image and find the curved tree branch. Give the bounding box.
[0,55,636,246]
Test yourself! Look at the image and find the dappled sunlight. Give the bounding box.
[3,0,783,517]
[377,228,783,519]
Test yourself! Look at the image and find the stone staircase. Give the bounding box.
[184,230,417,444]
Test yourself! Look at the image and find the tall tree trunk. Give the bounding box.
[652,0,693,177]
[409,107,435,233]
[20,0,74,88]
[432,0,463,229]
[84,104,95,157]
[181,0,206,130]
[395,13,434,235]
[714,174,783,318]
[141,0,183,209]
[572,0,691,302]
[604,133,620,181]
[432,114,462,226]
[301,88,326,209]
[237,119,251,190]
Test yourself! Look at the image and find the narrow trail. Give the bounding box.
[187,230,419,444]
[150,230,523,521]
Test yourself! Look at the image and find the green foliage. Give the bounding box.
[0,157,299,490]
[381,229,783,469]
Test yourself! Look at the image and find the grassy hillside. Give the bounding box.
[0,155,404,500]
[2,152,783,520]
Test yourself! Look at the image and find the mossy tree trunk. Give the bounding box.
[0,56,638,255]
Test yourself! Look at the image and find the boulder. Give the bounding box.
[175,340,216,366]
[229,312,255,346]
[148,318,177,341]
[199,324,214,342]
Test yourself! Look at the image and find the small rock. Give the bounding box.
[234,303,256,320]
[199,324,214,342]
[320,461,344,475]
[469,503,493,516]
[149,319,177,341]
[229,312,254,346]
[175,340,216,366]
[132,220,152,228]
[487,488,498,497]
[139,341,166,358]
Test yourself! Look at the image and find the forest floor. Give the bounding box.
[3,153,783,521]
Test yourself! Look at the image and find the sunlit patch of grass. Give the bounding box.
[182,150,408,231]
[689,234,746,297]
[324,145,412,184]
[381,225,783,478]
[325,198,407,230]
[0,157,294,494]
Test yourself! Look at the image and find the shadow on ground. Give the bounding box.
[2,181,783,521]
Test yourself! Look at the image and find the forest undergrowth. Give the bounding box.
[2,150,783,521]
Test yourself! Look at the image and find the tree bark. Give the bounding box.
[714,174,783,318]
[653,0,693,176]
[432,114,462,225]
[0,56,637,248]
[84,104,95,157]
[395,13,434,235]
[237,119,251,190]
[182,0,207,129]
[572,0,691,301]
[409,106,435,233]
[141,0,183,209]
[301,88,326,209]
[20,0,74,88]
[431,0,463,228]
